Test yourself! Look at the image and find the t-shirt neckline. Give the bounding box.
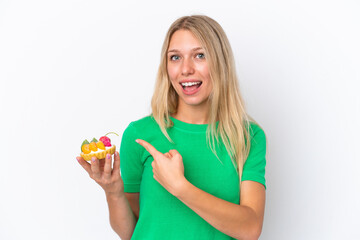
[169,116,218,132]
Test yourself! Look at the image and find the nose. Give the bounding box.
[181,58,195,76]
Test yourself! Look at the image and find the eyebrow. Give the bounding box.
[167,47,203,54]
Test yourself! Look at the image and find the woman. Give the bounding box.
[77,15,266,240]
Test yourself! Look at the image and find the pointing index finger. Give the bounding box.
[136,139,161,157]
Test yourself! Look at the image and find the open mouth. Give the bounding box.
[180,81,203,91]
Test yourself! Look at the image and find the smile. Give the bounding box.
[181,81,202,87]
[180,81,203,95]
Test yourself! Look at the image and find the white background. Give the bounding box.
[1,0,359,239]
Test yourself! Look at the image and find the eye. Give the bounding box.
[170,55,180,61]
[196,53,205,59]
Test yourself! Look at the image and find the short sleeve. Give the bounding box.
[241,123,267,189]
[120,122,143,193]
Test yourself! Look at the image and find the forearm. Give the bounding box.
[175,181,262,240]
[106,193,137,240]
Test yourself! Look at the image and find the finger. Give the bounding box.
[103,154,112,178]
[169,149,182,161]
[76,156,92,174]
[164,152,171,158]
[113,151,120,173]
[99,158,105,171]
[90,156,101,179]
[136,139,162,157]
[168,149,180,156]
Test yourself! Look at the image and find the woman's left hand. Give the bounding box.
[136,139,187,196]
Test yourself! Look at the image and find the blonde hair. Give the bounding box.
[151,15,251,183]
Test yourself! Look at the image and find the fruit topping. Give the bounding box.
[100,136,111,147]
[100,132,119,147]
[81,132,119,155]
[96,141,105,150]
[89,142,98,152]
[81,140,90,152]
[82,144,91,154]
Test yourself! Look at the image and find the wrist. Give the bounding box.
[105,191,125,201]
[173,177,191,198]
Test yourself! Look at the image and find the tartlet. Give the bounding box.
[80,132,118,161]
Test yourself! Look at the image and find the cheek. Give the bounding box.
[202,66,210,78]
[167,64,177,81]
[201,66,212,92]
[196,62,210,79]
[167,68,179,90]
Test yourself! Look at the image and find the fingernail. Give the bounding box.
[91,157,96,162]
[76,157,80,161]
[135,139,139,143]
[107,154,110,159]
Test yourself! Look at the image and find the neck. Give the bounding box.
[171,101,210,124]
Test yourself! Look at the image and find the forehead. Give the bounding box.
[168,29,202,50]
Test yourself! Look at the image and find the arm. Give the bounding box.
[125,192,140,220]
[175,179,265,240]
[106,192,137,239]
[136,140,265,240]
[77,152,137,240]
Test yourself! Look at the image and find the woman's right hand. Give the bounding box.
[77,151,124,198]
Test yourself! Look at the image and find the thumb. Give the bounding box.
[168,149,181,159]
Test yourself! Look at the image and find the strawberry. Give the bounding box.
[100,136,111,147]
[99,132,119,147]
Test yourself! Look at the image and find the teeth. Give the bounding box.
[181,82,201,87]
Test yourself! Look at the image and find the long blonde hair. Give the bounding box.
[151,15,251,183]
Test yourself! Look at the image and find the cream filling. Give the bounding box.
[83,146,112,154]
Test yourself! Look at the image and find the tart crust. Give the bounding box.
[80,145,116,161]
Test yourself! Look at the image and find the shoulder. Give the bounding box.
[248,121,266,144]
[131,114,156,126]
[128,115,157,130]
[122,114,164,141]
[120,115,157,157]
[242,121,267,188]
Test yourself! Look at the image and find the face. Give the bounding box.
[167,29,212,109]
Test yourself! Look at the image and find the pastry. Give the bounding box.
[80,132,118,161]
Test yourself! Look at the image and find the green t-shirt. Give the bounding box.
[120,115,266,239]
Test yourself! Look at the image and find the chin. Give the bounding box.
[181,98,208,107]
